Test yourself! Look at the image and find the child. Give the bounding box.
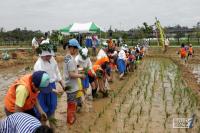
[0,112,53,133]
[34,39,63,129]
[117,46,127,79]
[179,43,187,63]
[187,44,194,58]
[63,39,85,124]
[75,47,95,99]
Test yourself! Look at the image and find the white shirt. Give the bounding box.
[97,49,108,60]
[34,57,62,83]
[32,37,38,48]
[118,50,126,60]
[165,39,169,46]
[75,55,92,69]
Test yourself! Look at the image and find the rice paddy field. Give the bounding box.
[0,47,200,133]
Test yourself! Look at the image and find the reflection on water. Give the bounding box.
[189,64,200,84]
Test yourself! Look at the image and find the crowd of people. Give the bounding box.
[1,34,147,133]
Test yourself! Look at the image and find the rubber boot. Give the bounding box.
[67,102,77,125]
[92,88,98,98]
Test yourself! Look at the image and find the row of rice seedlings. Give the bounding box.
[104,123,111,132]
[121,96,127,105]
[144,91,147,101]
[128,101,135,118]
[88,67,138,132]
[162,86,166,101]
[123,118,127,129]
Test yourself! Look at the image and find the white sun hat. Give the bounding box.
[39,50,55,57]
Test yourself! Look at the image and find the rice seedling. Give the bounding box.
[183,106,188,117]
[48,117,58,126]
[98,112,102,118]
[163,118,167,129]
[88,126,91,132]
[121,96,126,104]
[123,118,126,128]
[144,91,147,100]
[112,117,115,122]
[164,100,167,113]
[139,106,143,116]
[148,107,151,116]
[105,123,111,132]
[115,109,117,115]
[176,107,180,115]
[132,123,135,130]
[165,112,170,119]
[110,97,113,103]
[162,87,166,101]
[136,113,139,123]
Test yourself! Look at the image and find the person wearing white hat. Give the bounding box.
[75,47,98,99]
[117,46,127,79]
[34,41,63,129]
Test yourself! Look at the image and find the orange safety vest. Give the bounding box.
[189,47,193,53]
[180,48,186,57]
[93,65,103,72]
[94,57,109,66]
[4,74,38,112]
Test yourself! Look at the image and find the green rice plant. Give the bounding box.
[164,100,167,113]
[172,89,176,104]
[144,92,147,100]
[145,122,149,133]
[139,106,143,116]
[110,97,113,103]
[136,90,140,98]
[105,123,111,132]
[123,118,126,128]
[136,113,139,123]
[119,107,121,113]
[93,119,97,125]
[115,109,117,115]
[162,87,166,101]
[48,117,57,126]
[165,112,170,119]
[183,106,188,117]
[98,112,102,118]
[102,108,105,114]
[132,123,135,130]
[148,108,151,116]
[163,118,167,129]
[88,126,91,132]
[122,96,126,104]
[112,117,115,122]
[176,107,180,115]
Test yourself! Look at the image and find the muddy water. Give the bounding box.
[1,58,200,133]
[188,64,200,84]
[87,58,200,133]
[0,65,32,118]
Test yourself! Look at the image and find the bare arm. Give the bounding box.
[35,99,47,120]
[69,71,85,79]
[15,105,23,112]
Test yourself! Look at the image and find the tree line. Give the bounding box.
[0,22,200,43]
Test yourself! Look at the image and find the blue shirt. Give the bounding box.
[0,112,41,133]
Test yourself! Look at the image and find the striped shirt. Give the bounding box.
[0,112,41,133]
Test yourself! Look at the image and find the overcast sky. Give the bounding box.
[0,0,199,31]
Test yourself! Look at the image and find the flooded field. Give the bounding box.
[0,48,200,133]
[189,64,200,84]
